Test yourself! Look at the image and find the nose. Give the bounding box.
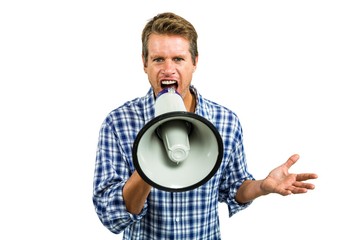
[162,60,175,75]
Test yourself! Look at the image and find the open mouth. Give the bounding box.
[161,80,178,90]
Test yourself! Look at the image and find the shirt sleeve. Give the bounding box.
[218,119,255,217]
[92,119,147,234]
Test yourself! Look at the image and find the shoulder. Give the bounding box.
[105,88,154,124]
[195,89,243,142]
[200,94,241,125]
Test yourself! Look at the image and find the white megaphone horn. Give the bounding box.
[132,87,223,192]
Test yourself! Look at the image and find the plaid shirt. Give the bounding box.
[93,86,255,239]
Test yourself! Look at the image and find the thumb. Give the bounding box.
[284,154,300,169]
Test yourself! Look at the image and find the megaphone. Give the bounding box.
[132,88,223,192]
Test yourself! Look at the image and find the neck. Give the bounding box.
[184,91,196,113]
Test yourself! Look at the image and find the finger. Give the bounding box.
[284,154,300,169]
[296,173,318,181]
[277,188,292,196]
[286,185,309,194]
[293,181,316,190]
[290,188,308,194]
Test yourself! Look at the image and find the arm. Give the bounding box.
[123,171,152,214]
[235,154,318,204]
[93,119,150,233]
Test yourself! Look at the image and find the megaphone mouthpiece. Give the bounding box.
[155,88,186,116]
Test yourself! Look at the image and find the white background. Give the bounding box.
[1,0,359,239]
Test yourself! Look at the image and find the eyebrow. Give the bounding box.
[150,53,188,59]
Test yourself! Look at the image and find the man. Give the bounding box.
[93,12,318,239]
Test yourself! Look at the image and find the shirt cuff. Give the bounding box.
[227,179,253,217]
[127,201,148,221]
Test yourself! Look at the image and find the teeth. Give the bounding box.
[161,80,176,85]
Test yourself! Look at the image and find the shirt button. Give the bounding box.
[175,217,180,222]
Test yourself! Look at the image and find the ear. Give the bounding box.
[142,55,148,73]
[193,56,199,72]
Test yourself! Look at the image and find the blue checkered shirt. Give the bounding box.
[93,86,255,239]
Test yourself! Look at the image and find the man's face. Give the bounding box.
[143,34,197,102]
